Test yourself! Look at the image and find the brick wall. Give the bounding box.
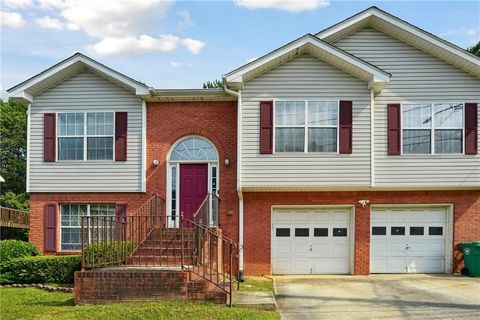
[74,269,227,304]
[242,190,480,276]
[146,101,238,243]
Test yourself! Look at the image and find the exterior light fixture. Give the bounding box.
[152,159,160,166]
[224,158,230,166]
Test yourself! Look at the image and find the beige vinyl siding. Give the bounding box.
[334,27,480,188]
[241,53,371,188]
[29,69,143,192]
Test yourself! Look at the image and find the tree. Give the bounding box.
[202,79,224,89]
[467,41,480,57]
[0,99,28,210]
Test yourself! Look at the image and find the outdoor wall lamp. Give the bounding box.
[358,200,370,208]
[224,158,230,166]
[152,159,160,166]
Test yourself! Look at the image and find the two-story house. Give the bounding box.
[7,7,479,277]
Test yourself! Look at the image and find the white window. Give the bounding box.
[57,112,114,161]
[60,203,115,251]
[402,103,463,154]
[87,112,114,160]
[58,113,84,160]
[275,100,339,153]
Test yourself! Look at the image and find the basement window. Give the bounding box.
[60,203,115,251]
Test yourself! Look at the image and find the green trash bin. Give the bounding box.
[460,241,480,277]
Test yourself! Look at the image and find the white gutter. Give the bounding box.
[223,83,244,280]
[141,100,147,192]
[370,89,375,187]
[26,103,31,193]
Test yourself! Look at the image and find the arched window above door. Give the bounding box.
[170,137,218,161]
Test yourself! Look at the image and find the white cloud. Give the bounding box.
[30,0,206,56]
[442,28,478,38]
[3,0,33,9]
[58,0,175,38]
[35,15,64,30]
[177,10,194,29]
[88,35,205,56]
[170,61,192,68]
[234,0,329,12]
[0,11,26,28]
[180,38,205,54]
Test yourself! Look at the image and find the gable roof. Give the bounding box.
[223,34,391,93]
[316,6,480,78]
[7,52,150,103]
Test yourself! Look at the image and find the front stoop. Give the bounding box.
[74,268,228,305]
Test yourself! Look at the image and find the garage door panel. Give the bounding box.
[371,207,447,274]
[312,258,349,274]
[272,207,351,275]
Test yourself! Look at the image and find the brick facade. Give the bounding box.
[146,101,238,243]
[242,190,480,276]
[74,269,227,304]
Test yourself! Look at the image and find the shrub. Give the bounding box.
[83,240,137,267]
[0,255,81,284]
[0,240,40,262]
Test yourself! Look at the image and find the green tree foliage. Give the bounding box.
[202,79,224,89]
[0,99,28,210]
[467,41,480,57]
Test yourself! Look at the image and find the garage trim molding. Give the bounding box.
[270,205,355,275]
[370,204,454,274]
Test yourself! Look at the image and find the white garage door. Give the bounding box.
[370,207,447,274]
[272,207,351,274]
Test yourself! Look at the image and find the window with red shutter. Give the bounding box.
[339,101,353,154]
[44,203,57,252]
[259,101,273,154]
[115,112,128,161]
[387,104,401,155]
[44,113,56,162]
[465,103,478,155]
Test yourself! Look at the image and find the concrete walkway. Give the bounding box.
[232,291,277,310]
[273,274,480,320]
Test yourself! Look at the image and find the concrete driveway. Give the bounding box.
[273,274,480,320]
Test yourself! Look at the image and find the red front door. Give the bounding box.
[180,164,208,223]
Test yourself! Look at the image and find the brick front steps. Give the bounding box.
[74,267,228,305]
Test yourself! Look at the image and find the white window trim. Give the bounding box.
[400,102,465,155]
[59,203,115,252]
[55,111,116,162]
[272,99,340,154]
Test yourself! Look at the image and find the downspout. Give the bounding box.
[224,82,245,282]
[370,88,375,187]
[26,103,31,193]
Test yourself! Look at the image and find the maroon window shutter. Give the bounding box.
[115,203,127,222]
[339,101,353,154]
[259,101,273,154]
[44,203,57,252]
[115,112,128,161]
[44,113,56,162]
[387,104,401,155]
[465,103,478,155]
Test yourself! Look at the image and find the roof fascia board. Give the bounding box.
[317,7,480,67]
[8,53,149,99]
[224,34,390,85]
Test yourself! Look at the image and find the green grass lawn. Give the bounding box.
[235,276,274,292]
[0,288,279,320]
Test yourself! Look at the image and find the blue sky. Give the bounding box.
[1,0,479,99]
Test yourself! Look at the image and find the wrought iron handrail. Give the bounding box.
[192,193,220,227]
[0,206,29,229]
[79,194,237,306]
[181,214,236,306]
